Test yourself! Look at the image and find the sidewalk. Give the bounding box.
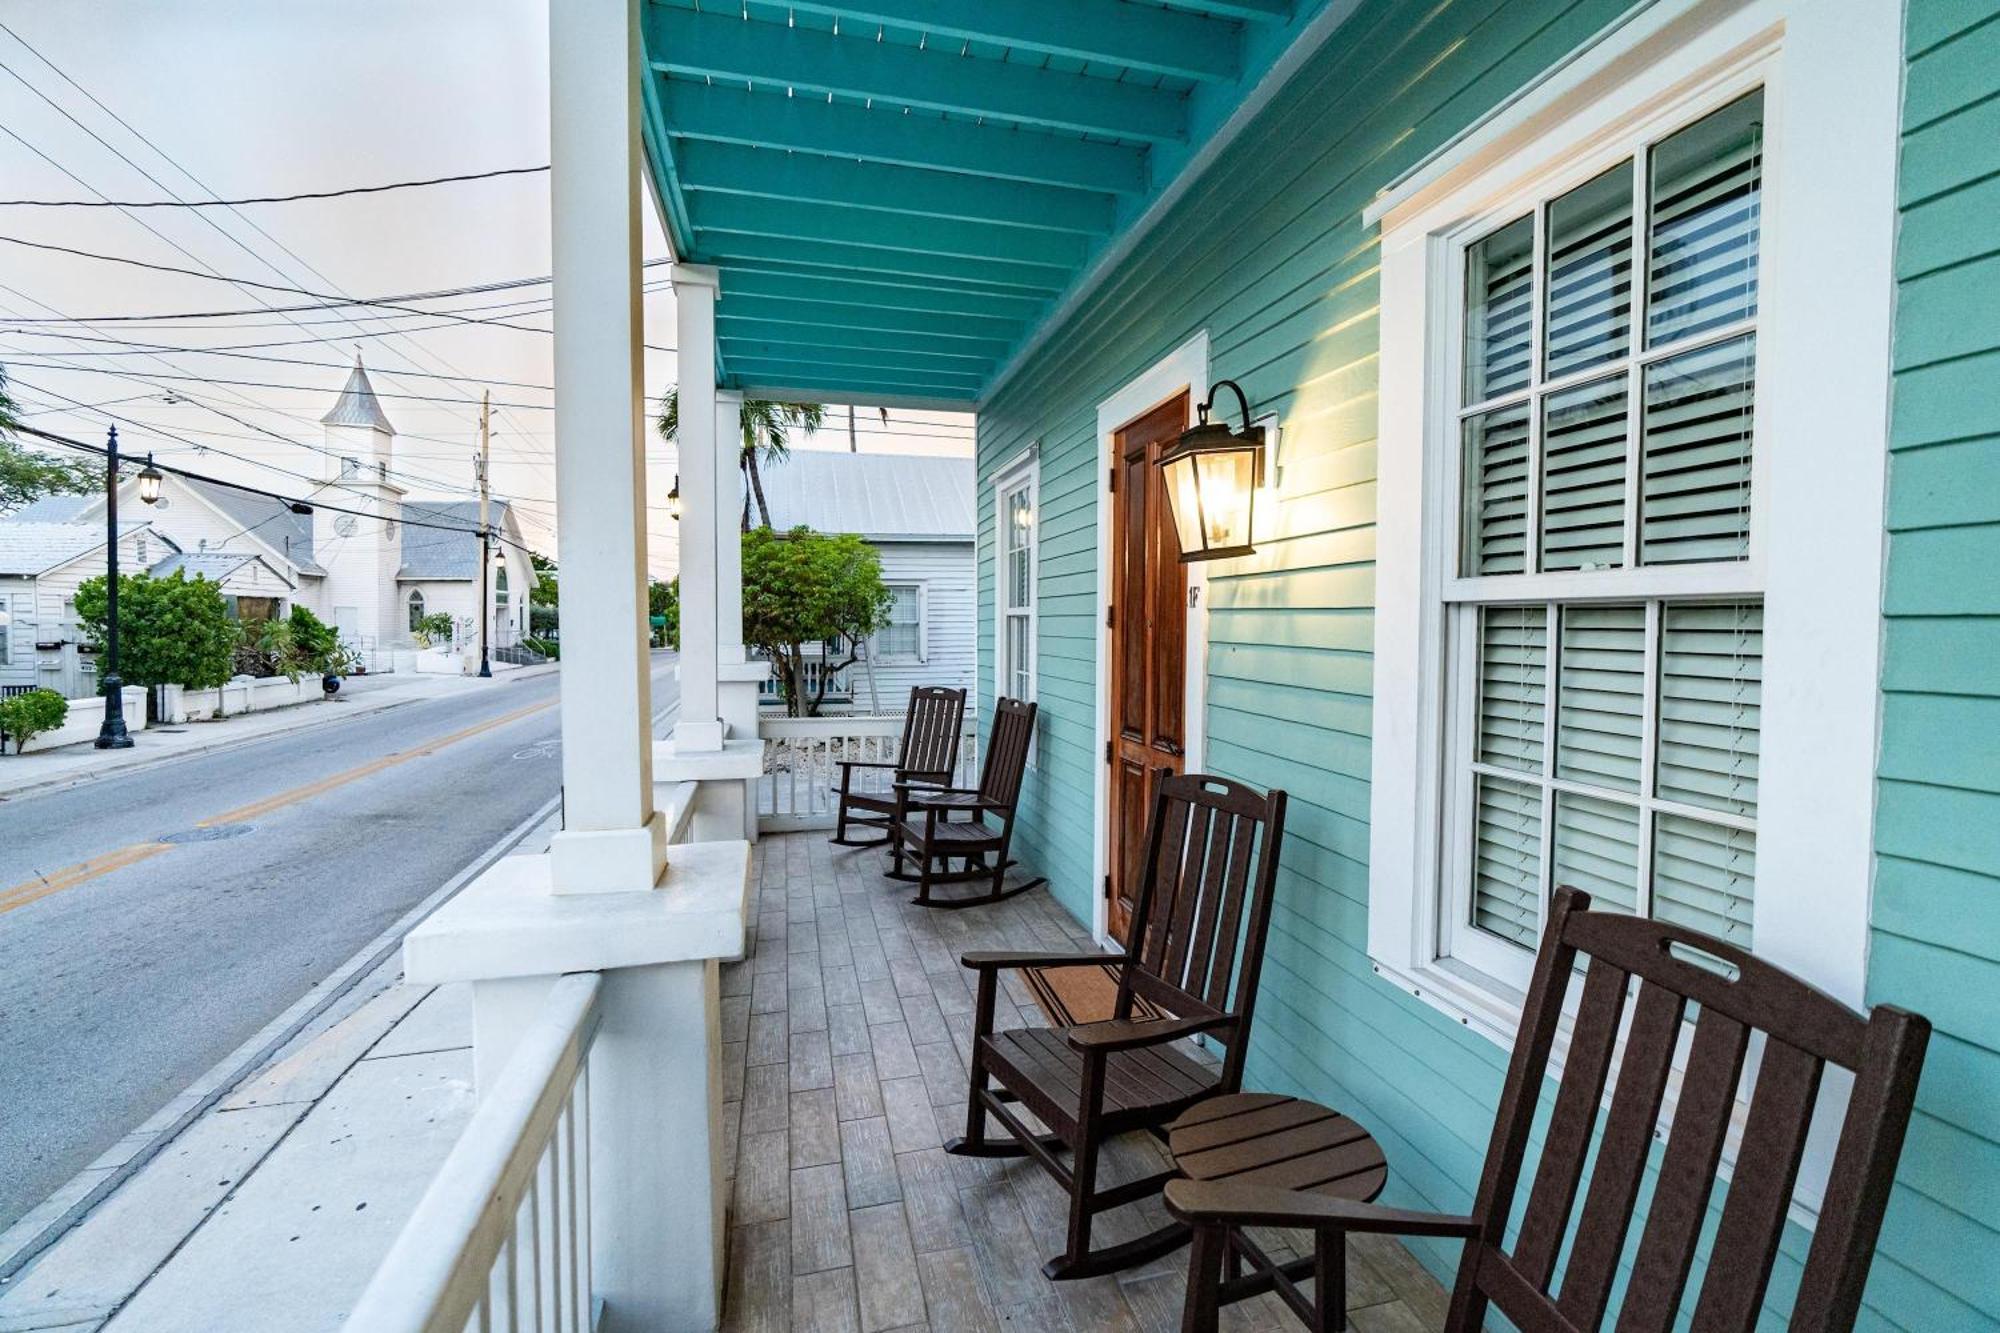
[0,814,557,1333]
[0,661,557,802]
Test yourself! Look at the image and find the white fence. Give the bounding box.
[344,973,601,1333]
[756,713,979,832]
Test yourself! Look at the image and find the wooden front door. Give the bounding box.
[1106,393,1190,944]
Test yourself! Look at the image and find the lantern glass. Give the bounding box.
[136,460,164,505]
[667,477,682,521]
[1193,446,1257,552]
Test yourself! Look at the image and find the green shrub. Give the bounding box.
[523,635,560,661]
[0,689,69,753]
[74,570,235,690]
[411,611,457,647]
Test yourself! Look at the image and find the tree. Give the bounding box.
[0,690,68,754]
[741,527,891,717]
[657,388,825,531]
[529,550,559,606]
[649,577,679,649]
[0,367,98,514]
[74,570,236,692]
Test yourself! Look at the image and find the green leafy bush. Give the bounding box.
[523,635,560,661]
[0,689,69,753]
[742,527,890,717]
[411,611,457,647]
[74,570,235,690]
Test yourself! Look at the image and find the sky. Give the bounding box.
[0,1,976,578]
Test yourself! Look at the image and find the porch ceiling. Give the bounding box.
[638,0,1335,408]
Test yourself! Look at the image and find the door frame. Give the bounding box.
[1090,331,1210,945]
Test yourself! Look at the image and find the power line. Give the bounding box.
[0,164,550,208]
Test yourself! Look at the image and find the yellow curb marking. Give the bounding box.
[1,697,556,917]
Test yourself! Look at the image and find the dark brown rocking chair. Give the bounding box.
[1167,887,1932,1333]
[946,772,1288,1279]
[831,685,966,847]
[886,696,1045,908]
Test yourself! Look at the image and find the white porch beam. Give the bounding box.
[715,390,746,666]
[672,263,726,754]
[548,0,664,894]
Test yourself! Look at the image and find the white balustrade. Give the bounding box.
[756,714,979,831]
[343,973,601,1333]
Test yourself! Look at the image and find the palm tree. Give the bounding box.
[658,388,826,530]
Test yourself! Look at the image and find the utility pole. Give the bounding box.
[94,425,134,748]
[477,390,493,678]
[847,403,857,453]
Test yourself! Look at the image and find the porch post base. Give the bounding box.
[407,844,751,1333]
[548,814,667,895]
[672,717,727,753]
[656,737,766,844]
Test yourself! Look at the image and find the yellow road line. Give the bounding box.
[1,696,556,916]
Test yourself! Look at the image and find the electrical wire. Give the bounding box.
[0,164,550,208]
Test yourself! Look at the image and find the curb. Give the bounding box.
[0,789,565,1288]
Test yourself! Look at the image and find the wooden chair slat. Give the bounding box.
[1617,1007,1750,1333]
[1136,789,1191,979]
[1556,982,1688,1329]
[1163,803,1216,991]
[1181,807,1237,997]
[1789,1009,1930,1331]
[831,686,964,847]
[1515,958,1632,1287]
[1204,814,1258,1014]
[1687,1038,1822,1333]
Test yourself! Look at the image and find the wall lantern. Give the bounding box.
[667,475,682,521]
[1158,379,1265,562]
[136,455,165,505]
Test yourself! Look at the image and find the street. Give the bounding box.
[0,656,678,1233]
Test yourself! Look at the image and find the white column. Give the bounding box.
[673,264,725,754]
[714,390,746,666]
[547,0,663,894]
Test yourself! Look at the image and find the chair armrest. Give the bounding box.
[1163,1181,1479,1239]
[892,778,965,793]
[910,791,1002,814]
[835,759,903,772]
[959,950,1129,973]
[1065,1012,1235,1053]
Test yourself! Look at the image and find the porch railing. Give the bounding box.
[753,652,852,710]
[343,973,600,1333]
[756,713,979,831]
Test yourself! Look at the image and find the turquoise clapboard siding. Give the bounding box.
[974,0,1997,1326]
[1866,0,2000,1327]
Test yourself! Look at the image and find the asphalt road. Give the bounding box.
[0,655,679,1233]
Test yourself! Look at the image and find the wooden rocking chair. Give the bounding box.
[946,772,1289,1279]
[886,696,1045,908]
[831,685,965,847]
[1167,886,1932,1333]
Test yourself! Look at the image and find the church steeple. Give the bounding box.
[321,351,396,435]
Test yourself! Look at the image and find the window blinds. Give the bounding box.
[1539,377,1629,571]
[1474,774,1542,947]
[1462,405,1531,575]
[1556,604,1645,791]
[1543,164,1633,379]
[1642,334,1756,564]
[1477,605,1546,771]
[1647,92,1763,348]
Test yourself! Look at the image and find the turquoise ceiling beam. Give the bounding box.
[776,2,1242,84]
[719,267,1045,321]
[725,356,985,390]
[644,5,1190,143]
[695,233,1070,296]
[656,80,1148,197]
[688,194,1087,268]
[721,257,1059,304]
[719,293,1023,341]
[716,318,1013,360]
[727,374,978,407]
[1161,0,1292,18]
[675,139,1115,236]
[722,338,995,370]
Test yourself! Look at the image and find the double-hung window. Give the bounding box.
[1367,0,1899,1043]
[1445,91,1765,989]
[996,458,1037,704]
[874,583,925,663]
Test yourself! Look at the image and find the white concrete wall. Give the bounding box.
[12,686,146,753]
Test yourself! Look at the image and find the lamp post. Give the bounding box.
[93,426,135,749]
[478,525,494,679]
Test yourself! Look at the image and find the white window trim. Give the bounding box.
[1367,0,1896,1083]
[874,581,927,665]
[1089,332,1212,946]
[993,446,1040,711]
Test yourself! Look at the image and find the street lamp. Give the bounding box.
[667,475,681,521]
[1157,379,1266,563]
[95,426,135,749]
[478,526,494,679]
[136,454,164,505]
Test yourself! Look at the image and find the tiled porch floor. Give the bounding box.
[717,832,1448,1333]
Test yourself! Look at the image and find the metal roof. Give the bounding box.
[179,476,326,576]
[10,494,92,523]
[0,520,149,576]
[396,501,508,580]
[757,451,972,542]
[148,550,256,582]
[638,0,1344,405]
[321,356,397,433]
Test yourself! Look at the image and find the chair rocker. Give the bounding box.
[1166,886,1932,1333]
[831,685,966,848]
[946,771,1289,1280]
[886,695,1044,909]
